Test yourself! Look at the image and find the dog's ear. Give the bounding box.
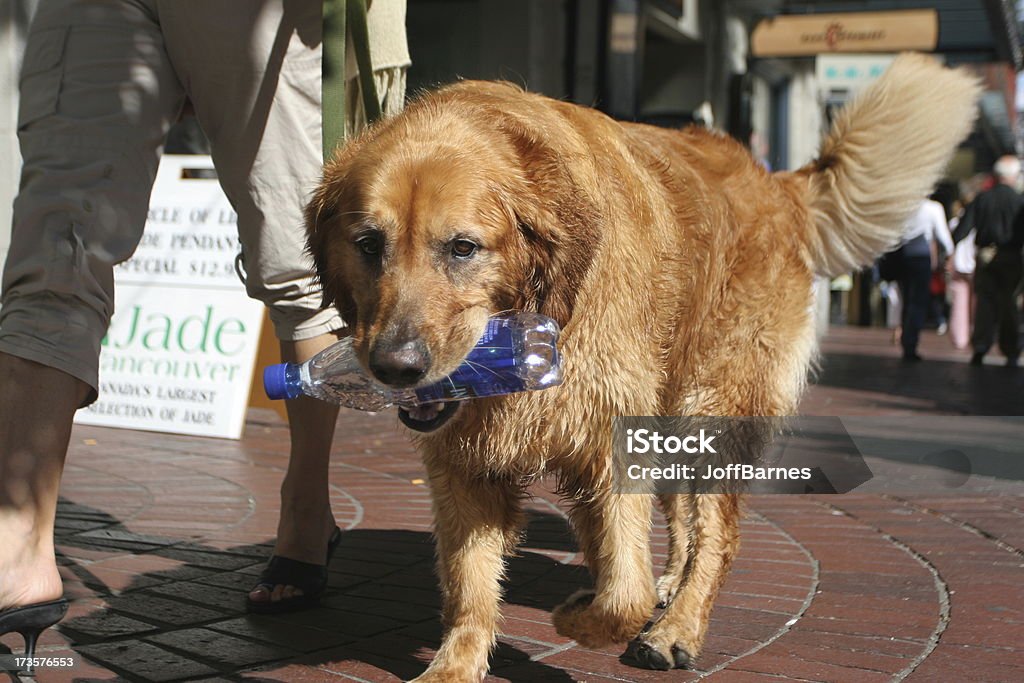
[495,116,601,327]
[304,165,359,327]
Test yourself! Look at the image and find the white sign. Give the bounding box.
[75,155,264,439]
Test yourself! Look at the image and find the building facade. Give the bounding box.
[1,0,1020,322]
[405,0,1021,329]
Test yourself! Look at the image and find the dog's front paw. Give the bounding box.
[627,632,696,671]
[552,589,649,648]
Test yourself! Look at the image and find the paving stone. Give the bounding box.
[81,565,172,594]
[106,593,227,625]
[58,610,161,642]
[79,640,219,681]
[54,518,114,533]
[174,540,269,559]
[727,652,894,683]
[77,528,179,546]
[780,629,924,659]
[318,595,431,623]
[703,672,803,682]
[277,608,408,639]
[208,616,354,652]
[343,584,441,610]
[304,654,410,682]
[756,642,915,675]
[790,615,935,642]
[490,665,623,682]
[196,570,267,593]
[236,663,354,681]
[701,634,764,658]
[145,580,251,612]
[542,648,701,682]
[145,627,297,668]
[88,553,218,581]
[155,548,261,570]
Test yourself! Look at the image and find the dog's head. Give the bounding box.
[305,82,600,432]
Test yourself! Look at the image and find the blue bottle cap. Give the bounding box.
[263,363,296,400]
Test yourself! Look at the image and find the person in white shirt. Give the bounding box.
[898,199,953,361]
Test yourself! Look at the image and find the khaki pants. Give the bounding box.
[0,0,405,404]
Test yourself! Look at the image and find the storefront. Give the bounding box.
[735,1,1021,329]
[744,1,1020,175]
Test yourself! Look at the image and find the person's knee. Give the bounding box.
[265,304,344,344]
[0,291,104,404]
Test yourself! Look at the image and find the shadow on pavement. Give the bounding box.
[812,352,1024,416]
[805,352,1024,489]
[6,501,592,682]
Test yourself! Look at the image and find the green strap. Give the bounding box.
[322,0,346,160]
[322,0,381,161]
[347,0,382,126]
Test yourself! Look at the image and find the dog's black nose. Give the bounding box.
[369,339,430,387]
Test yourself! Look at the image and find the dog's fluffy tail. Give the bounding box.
[795,53,981,277]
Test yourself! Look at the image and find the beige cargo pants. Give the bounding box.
[0,0,406,405]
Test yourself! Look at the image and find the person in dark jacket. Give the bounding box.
[954,156,1024,367]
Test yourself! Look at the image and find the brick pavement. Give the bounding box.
[2,326,1022,682]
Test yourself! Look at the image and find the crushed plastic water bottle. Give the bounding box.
[263,313,562,411]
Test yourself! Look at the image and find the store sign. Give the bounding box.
[816,54,897,93]
[74,156,264,439]
[752,10,938,58]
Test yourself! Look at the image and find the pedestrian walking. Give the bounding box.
[0,0,409,655]
[898,198,953,361]
[955,156,1024,367]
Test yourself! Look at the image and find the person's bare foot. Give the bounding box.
[0,513,63,612]
[0,354,85,615]
[248,335,344,608]
[247,500,337,605]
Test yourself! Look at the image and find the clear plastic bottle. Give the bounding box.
[263,313,562,410]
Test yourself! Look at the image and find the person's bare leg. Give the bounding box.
[0,353,90,612]
[248,332,341,604]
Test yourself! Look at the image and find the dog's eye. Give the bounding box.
[356,234,382,257]
[450,239,478,259]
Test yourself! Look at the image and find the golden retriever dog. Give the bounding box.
[306,54,978,681]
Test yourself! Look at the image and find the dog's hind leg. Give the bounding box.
[632,491,741,670]
[412,456,524,683]
[655,492,695,607]
[552,488,658,648]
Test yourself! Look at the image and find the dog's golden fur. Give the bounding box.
[307,54,979,681]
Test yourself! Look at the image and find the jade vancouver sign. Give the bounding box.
[74,156,264,439]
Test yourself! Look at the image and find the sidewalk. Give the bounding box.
[3,326,1022,683]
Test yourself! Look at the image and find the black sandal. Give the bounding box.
[246,526,342,614]
[0,599,69,674]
